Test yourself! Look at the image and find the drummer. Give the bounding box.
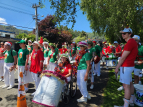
[113,41,122,58]
[76,41,91,103]
[115,27,138,107]
[87,40,96,89]
[30,41,44,96]
[133,35,143,84]
[47,43,59,71]
[59,44,67,54]
[59,54,72,82]
[43,42,49,70]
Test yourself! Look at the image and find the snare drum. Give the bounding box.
[134,84,143,106]
[32,70,67,107]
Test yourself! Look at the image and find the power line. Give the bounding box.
[12,0,31,7]
[0,2,33,14]
[0,23,34,29]
[0,5,34,16]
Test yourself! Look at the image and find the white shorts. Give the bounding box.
[119,67,134,85]
[18,66,33,84]
[43,57,48,65]
[134,68,142,76]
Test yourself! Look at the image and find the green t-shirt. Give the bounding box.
[3,49,17,63]
[44,49,49,57]
[27,45,33,53]
[70,47,77,57]
[135,45,143,69]
[48,50,58,63]
[78,52,91,70]
[88,47,96,60]
[95,45,102,57]
[18,48,29,66]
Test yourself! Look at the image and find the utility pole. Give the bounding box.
[32,4,40,41]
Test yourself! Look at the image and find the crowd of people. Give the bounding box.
[0,26,143,107]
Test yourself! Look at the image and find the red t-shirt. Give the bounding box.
[0,48,4,59]
[107,46,113,54]
[60,63,72,76]
[121,39,138,67]
[59,48,67,54]
[115,45,122,57]
[102,47,107,55]
[30,49,44,73]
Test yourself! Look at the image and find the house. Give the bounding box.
[0,30,21,51]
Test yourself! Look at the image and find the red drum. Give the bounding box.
[94,55,100,64]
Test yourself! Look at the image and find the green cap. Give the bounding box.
[87,40,93,45]
[18,40,26,44]
[49,43,56,47]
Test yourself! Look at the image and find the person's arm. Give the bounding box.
[115,51,130,73]
[100,52,102,59]
[13,55,17,69]
[84,60,91,81]
[65,69,72,77]
[25,54,29,71]
[47,56,50,65]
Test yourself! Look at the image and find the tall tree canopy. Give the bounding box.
[39,0,143,43]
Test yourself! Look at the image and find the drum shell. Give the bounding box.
[33,75,64,107]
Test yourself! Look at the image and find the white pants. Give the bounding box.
[77,69,88,97]
[18,66,33,84]
[102,56,106,63]
[4,63,15,87]
[120,67,134,85]
[93,61,100,76]
[31,72,41,90]
[91,62,95,83]
[0,60,4,77]
[48,62,57,71]
[43,57,48,65]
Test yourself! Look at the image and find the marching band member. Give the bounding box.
[69,42,77,60]
[2,42,17,89]
[115,27,138,107]
[59,44,67,54]
[132,35,143,84]
[17,40,33,92]
[47,43,59,71]
[43,42,49,70]
[30,41,44,96]
[76,41,91,103]
[113,41,122,58]
[27,40,33,54]
[87,41,96,89]
[101,43,108,68]
[0,42,5,82]
[94,42,102,76]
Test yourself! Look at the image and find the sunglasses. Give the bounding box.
[122,33,127,35]
[79,45,85,47]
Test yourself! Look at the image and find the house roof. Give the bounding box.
[0,30,15,34]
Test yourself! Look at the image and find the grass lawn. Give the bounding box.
[101,69,140,107]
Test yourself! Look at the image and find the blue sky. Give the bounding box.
[0,0,93,33]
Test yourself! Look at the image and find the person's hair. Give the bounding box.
[38,47,40,49]
[128,33,134,38]
[51,46,55,49]
[63,58,70,66]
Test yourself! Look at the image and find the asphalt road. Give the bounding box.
[0,67,109,107]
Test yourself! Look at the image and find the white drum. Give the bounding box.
[106,58,118,67]
[32,71,67,107]
[134,84,143,106]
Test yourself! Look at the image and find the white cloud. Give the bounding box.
[0,17,7,24]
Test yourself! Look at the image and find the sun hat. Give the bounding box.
[28,40,32,43]
[18,40,26,44]
[120,27,133,33]
[114,41,118,44]
[33,41,41,48]
[43,42,49,45]
[60,54,69,59]
[132,35,140,41]
[5,42,12,46]
[78,41,88,47]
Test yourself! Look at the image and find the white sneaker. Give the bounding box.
[31,92,35,96]
[2,85,9,89]
[139,81,142,85]
[77,96,87,103]
[7,86,14,90]
[90,84,94,89]
[87,94,91,100]
[117,86,123,91]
